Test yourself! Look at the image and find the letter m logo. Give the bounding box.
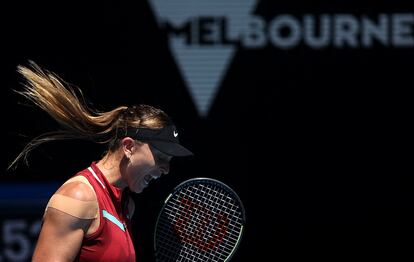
[148,0,257,117]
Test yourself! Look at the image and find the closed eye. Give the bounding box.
[149,145,172,164]
[158,155,171,163]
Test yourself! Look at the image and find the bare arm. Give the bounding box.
[32,182,97,262]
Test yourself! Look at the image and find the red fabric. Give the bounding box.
[75,162,136,262]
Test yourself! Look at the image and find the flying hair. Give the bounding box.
[9,61,171,170]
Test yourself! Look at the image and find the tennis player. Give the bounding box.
[11,61,193,261]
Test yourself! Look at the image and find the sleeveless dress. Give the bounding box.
[74,162,136,262]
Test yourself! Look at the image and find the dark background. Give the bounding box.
[0,0,413,261]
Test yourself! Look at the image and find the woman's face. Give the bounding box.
[123,139,172,193]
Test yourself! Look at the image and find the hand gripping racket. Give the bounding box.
[154,178,246,262]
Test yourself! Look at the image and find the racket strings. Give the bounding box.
[155,182,244,261]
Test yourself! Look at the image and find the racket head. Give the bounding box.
[154,178,246,262]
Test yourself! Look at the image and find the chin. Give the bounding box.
[128,182,144,193]
[129,187,143,194]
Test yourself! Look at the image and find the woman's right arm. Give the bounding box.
[32,182,97,262]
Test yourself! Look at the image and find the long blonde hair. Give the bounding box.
[9,61,170,169]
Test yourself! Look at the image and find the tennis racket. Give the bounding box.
[154,178,246,262]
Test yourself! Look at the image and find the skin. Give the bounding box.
[32,137,172,262]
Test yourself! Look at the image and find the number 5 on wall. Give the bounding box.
[2,220,31,261]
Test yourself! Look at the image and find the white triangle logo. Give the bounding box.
[148,0,257,117]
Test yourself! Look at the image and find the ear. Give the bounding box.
[121,137,136,158]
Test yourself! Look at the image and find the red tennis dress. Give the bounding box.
[75,162,136,262]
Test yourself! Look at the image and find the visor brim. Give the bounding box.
[149,141,193,157]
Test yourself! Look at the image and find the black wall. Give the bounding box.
[1,0,413,261]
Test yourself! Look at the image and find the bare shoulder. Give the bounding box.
[34,181,96,261]
[56,179,97,202]
[46,178,99,220]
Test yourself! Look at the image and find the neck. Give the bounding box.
[96,151,127,190]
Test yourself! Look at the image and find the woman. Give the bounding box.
[10,61,193,261]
